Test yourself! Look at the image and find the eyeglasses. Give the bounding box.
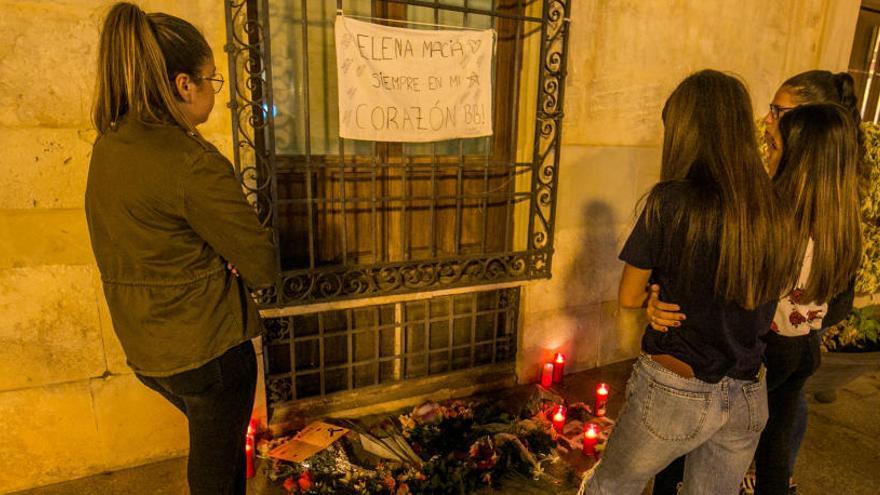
[198,72,225,94]
[769,103,796,120]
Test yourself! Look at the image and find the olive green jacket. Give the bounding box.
[85,117,278,376]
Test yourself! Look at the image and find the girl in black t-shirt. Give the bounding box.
[579,70,796,495]
[650,74,864,495]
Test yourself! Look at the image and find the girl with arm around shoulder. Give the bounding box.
[580,69,796,495]
[651,71,864,495]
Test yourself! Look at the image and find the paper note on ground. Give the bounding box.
[267,421,351,463]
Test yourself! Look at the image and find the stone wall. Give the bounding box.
[0,0,862,491]
[0,1,234,492]
[517,0,861,381]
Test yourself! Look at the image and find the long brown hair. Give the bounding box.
[92,2,211,135]
[646,70,795,309]
[774,104,862,303]
[781,70,867,193]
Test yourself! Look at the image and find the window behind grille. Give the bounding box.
[224,0,569,419]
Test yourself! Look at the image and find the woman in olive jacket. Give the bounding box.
[84,4,278,494]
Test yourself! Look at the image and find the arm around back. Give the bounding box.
[619,264,652,309]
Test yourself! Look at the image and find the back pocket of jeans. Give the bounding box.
[742,381,769,432]
[642,381,711,441]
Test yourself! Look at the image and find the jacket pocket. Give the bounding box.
[642,380,711,441]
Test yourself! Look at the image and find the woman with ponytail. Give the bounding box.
[649,70,864,495]
[85,3,278,494]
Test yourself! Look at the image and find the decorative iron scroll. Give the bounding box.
[225,0,570,308]
[528,0,570,275]
[224,0,278,231]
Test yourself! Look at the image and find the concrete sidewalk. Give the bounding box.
[13,366,880,495]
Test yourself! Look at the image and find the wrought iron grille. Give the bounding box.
[224,0,570,308]
[263,287,519,408]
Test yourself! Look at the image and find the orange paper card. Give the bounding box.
[268,422,351,463]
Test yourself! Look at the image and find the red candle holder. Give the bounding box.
[594,383,609,417]
[582,423,599,456]
[552,353,565,383]
[540,362,554,388]
[551,406,566,432]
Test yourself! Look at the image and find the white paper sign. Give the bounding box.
[335,15,495,142]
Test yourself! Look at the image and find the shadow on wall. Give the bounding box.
[561,200,644,367]
[563,200,619,306]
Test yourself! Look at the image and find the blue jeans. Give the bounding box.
[581,354,769,495]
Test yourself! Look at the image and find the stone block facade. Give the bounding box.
[0,1,234,492]
[0,0,861,491]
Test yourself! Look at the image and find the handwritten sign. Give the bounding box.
[335,15,495,142]
[267,421,350,463]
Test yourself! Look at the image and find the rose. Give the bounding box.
[283,477,296,493]
[297,471,313,492]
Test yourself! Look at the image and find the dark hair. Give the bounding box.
[775,104,862,303]
[92,2,212,135]
[781,70,867,192]
[648,70,795,309]
[782,70,859,119]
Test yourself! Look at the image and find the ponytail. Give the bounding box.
[92,2,211,135]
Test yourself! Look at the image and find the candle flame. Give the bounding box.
[598,383,609,395]
[554,353,565,363]
[585,425,598,439]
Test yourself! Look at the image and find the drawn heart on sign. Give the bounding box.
[468,39,482,54]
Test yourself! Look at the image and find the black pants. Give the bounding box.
[754,330,820,495]
[652,331,821,495]
[136,340,257,495]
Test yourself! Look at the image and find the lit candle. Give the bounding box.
[245,435,255,479]
[246,418,257,480]
[540,362,554,388]
[582,423,599,456]
[552,406,566,432]
[595,383,609,417]
[552,353,566,383]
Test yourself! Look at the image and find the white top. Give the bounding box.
[771,239,827,337]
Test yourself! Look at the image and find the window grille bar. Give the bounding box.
[346,308,354,390]
[275,190,533,205]
[383,0,543,23]
[339,132,348,265]
[317,313,326,396]
[445,295,454,373]
[299,0,316,269]
[480,0,496,254]
[288,316,298,400]
[402,153,410,261]
[371,141,380,263]
[504,0,524,250]
[374,305,381,385]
